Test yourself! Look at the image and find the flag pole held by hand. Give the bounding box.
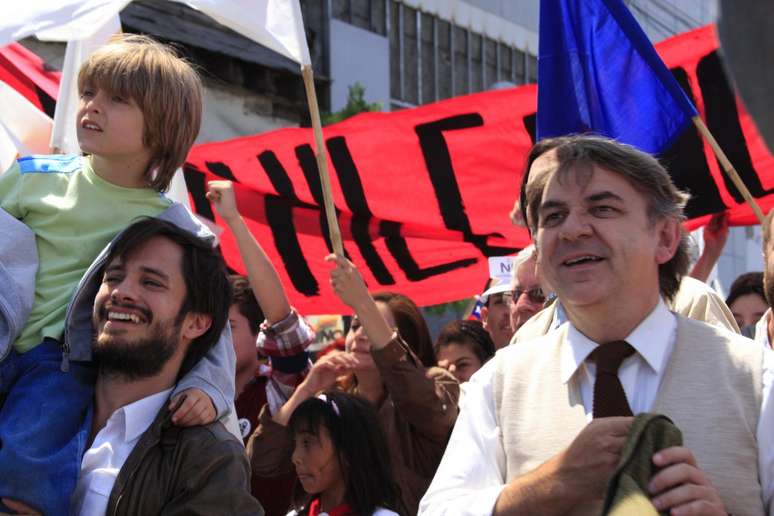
[301,65,344,256]
[692,115,765,224]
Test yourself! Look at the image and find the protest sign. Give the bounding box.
[4,24,774,312]
[186,25,774,312]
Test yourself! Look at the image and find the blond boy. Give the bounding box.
[0,35,235,513]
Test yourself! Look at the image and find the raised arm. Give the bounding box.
[207,180,290,323]
[326,254,459,439]
[246,350,359,475]
[326,254,394,349]
[689,213,728,283]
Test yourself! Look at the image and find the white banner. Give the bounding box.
[183,0,311,66]
[0,0,311,65]
[0,0,311,212]
[0,81,53,171]
[50,15,121,154]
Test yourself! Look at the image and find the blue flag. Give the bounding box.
[537,0,698,154]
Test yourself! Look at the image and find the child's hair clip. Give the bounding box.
[317,393,341,416]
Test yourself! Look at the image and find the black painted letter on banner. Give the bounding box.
[182,164,216,222]
[660,67,727,218]
[264,195,319,296]
[295,144,348,257]
[380,221,477,281]
[415,114,516,257]
[327,136,395,285]
[697,51,774,202]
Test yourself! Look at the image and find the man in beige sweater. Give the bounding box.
[420,136,772,516]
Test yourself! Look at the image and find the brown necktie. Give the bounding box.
[592,340,635,418]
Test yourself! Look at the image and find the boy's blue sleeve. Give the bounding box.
[173,322,237,419]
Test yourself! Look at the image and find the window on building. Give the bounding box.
[470,32,483,93]
[514,47,525,85]
[387,0,533,107]
[299,0,325,71]
[437,19,452,100]
[333,0,349,22]
[352,0,371,30]
[420,12,435,104]
[500,44,513,84]
[371,0,386,35]
[389,0,401,99]
[484,37,497,89]
[526,53,538,83]
[332,0,386,35]
[453,26,468,96]
[402,5,419,104]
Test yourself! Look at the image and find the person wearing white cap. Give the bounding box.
[478,281,513,349]
[503,245,546,336]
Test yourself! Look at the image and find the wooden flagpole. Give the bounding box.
[301,65,344,256]
[692,116,765,224]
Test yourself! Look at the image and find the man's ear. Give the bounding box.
[181,312,213,341]
[480,305,490,325]
[655,217,682,265]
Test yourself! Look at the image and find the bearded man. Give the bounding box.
[69,218,263,515]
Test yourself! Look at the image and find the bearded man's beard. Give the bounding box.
[93,316,183,380]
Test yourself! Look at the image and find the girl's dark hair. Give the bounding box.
[288,391,402,515]
[434,319,496,364]
[726,272,766,307]
[372,291,435,367]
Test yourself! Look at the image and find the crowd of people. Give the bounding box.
[0,34,773,516]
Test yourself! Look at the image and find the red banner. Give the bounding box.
[3,25,773,312]
[185,85,536,314]
[655,25,774,228]
[186,25,774,313]
[0,43,59,117]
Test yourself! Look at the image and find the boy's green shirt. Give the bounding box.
[0,155,172,353]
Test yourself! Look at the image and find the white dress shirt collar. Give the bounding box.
[72,388,174,516]
[419,297,774,516]
[120,388,174,442]
[560,298,675,384]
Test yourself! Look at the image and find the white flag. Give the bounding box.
[0,1,311,66]
[0,1,131,43]
[50,15,121,153]
[0,0,311,207]
[0,81,53,171]
[183,0,311,66]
